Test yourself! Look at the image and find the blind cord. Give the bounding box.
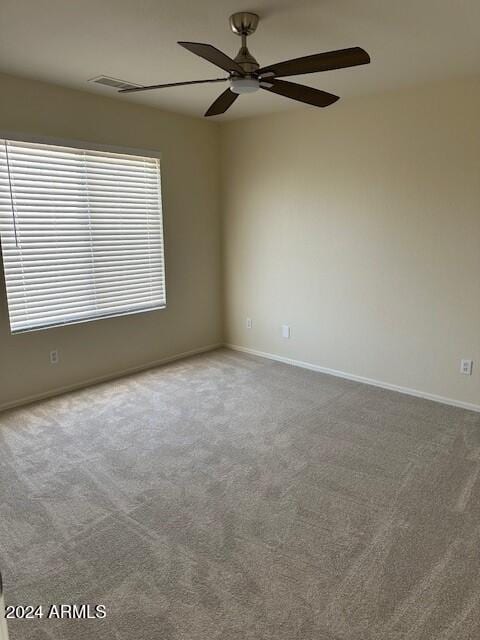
[4,141,20,249]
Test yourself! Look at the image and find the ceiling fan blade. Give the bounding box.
[261,79,339,108]
[258,47,370,78]
[119,77,228,93]
[205,89,239,117]
[178,42,244,75]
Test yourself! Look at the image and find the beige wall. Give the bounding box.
[1,73,479,411]
[221,78,480,408]
[0,72,222,408]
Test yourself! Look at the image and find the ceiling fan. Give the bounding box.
[119,12,370,117]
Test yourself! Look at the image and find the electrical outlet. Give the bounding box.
[50,349,59,365]
[246,317,252,329]
[281,325,291,339]
[460,359,473,375]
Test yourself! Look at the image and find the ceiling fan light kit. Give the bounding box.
[118,11,370,116]
[230,77,259,94]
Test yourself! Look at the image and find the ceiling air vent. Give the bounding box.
[89,76,140,91]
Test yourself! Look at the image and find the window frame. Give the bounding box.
[0,132,167,334]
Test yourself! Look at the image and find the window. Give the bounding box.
[0,139,165,333]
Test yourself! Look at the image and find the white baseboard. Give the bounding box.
[226,343,480,414]
[0,343,223,412]
[3,341,478,415]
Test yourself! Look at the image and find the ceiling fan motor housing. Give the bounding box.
[234,47,259,74]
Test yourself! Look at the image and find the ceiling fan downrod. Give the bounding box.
[229,12,260,75]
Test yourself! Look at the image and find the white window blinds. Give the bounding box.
[0,139,165,333]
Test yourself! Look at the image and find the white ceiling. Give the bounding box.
[0,0,479,121]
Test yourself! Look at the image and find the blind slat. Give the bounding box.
[0,138,166,332]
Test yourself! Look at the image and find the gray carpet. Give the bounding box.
[0,348,479,640]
